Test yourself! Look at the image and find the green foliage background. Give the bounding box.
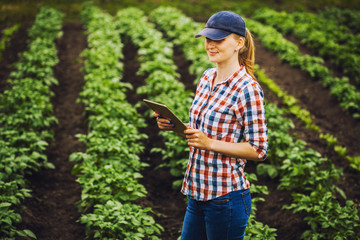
[1,0,360,24]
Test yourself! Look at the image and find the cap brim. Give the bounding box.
[195,28,232,40]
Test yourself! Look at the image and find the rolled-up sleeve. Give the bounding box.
[240,82,268,160]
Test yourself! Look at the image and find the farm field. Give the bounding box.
[0,1,359,240]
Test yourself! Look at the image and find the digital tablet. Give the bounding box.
[143,99,187,135]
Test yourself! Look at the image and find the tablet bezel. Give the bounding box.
[143,99,187,136]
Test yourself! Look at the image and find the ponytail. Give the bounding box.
[238,28,256,80]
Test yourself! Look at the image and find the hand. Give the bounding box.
[184,127,212,150]
[152,112,174,131]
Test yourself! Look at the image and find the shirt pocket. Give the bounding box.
[204,104,237,140]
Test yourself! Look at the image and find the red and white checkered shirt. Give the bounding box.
[181,66,268,201]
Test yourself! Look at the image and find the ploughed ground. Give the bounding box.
[8,19,359,240]
[17,22,87,240]
[0,24,29,93]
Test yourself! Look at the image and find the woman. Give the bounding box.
[153,11,268,240]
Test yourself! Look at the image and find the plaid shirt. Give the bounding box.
[181,66,268,201]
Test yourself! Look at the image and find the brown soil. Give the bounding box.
[123,39,187,239]
[253,37,360,238]
[255,37,360,157]
[0,24,28,93]
[254,37,360,200]
[8,18,359,240]
[17,22,87,240]
[286,34,360,90]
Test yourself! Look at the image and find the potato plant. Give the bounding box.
[115,7,193,191]
[255,66,360,172]
[246,15,360,119]
[70,4,163,239]
[0,6,64,239]
[252,8,360,83]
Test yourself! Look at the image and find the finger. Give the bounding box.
[158,121,174,129]
[187,140,197,147]
[159,122,172,127]
[185,131,200,139]
[158,118,172,125]
[185,133,196,139]
[184,129,197,135]
[187,134,198,139]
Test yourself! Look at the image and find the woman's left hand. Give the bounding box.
[184,127,212,150]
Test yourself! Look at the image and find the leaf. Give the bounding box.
[44,162,55,169]
[0,202,12,208]
[24,229,37,239]
[267,166,278,179]
[334,186,347,199]
[256,163,278,179]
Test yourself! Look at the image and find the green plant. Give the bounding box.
[284,192,360,239]
[115,7,194,193]
[71,4,163,239]
[80,200,163,240]
[0,6,63,239]
[248,10,360,118]
[252,8,360,83]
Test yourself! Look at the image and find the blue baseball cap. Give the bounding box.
[195,11,246,40]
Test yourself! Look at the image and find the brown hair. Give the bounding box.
[236,28,256,80]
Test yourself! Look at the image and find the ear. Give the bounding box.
[236,38,245,50]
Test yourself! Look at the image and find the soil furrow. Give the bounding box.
[0,25,28,93]
[18,22,87,240]
[254,38,360,157]
[254,37,360,228]
[285,34,360,90]
[122,40,186,240]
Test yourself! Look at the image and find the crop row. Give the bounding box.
[252,8,360,85]
[255,66,360,172]
[115,7,195,238]
[115,7,194,238]
[319,7,360,34]
[237,13,360,240]
[240,14,360,170]
[149,6,360,239]
[0,7,63,239]
[115,7,193,190]
[243,14,360,119]
[257,8,360,55]
[68,4,162,239]
[244,13,359,239]
[263,102,359,239]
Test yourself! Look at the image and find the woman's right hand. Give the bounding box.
[152,112,174,131]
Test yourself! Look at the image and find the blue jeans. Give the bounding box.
[181,189,251,240]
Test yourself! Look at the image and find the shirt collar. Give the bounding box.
[205,66,247,89]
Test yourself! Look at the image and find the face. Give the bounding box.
[205,34,243,65]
